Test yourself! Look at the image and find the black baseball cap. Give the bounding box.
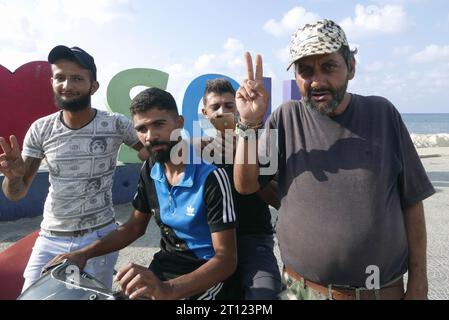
[48,45,97,80]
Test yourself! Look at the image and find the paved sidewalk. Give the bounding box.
[419,151,449,299]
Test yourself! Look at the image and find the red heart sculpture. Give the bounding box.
[0,62,56,148]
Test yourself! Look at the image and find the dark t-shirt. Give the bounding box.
[260,94,435,286]
[197,138,274,235]
[220,165,274,236]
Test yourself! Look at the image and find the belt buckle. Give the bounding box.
[73,220,112,237]
[73,230,85,237]
[75,227,93,237]
[328,284,361,300]
[330,283,358,291]
[330,284,381,300]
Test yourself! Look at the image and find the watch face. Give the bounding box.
[236,122,249,130]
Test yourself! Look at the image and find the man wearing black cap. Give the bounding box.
[233,20,434,300]
[0,45,145,292]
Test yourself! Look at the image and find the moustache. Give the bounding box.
[308,88,334,95]
[59,90,78,96]
[146,141,170,150]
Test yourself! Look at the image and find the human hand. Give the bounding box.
[45,251,88,272]
[0,135,26,179]
[115,263,173,300]
[137,147,150,162]
[235,52,269,126]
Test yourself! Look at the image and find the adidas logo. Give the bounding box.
[186,206,195,216]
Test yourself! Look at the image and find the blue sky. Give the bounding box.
[1,0,448,113]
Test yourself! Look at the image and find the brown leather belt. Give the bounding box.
[42,219,116,238]
[284,266,404,300]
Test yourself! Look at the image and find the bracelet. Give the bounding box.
[235,121,264,140]
[236,121,264,131]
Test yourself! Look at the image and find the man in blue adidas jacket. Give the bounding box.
[48,87,238,300]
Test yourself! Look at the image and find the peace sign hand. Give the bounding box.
[236,52,269,126]
[0,135,26,179]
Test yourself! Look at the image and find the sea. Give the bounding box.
[402,114,449,135]
[200,113,449,148]
[402,114,449,148]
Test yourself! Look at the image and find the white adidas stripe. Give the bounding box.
[197,282,224,300]
[213,169,231,223]
[216,168,236,223]
[213,168,236,223]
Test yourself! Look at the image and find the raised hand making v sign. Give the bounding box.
[0,135,26,180]
[235,52,269,127]
[233,52,270,195]
[0,135,40,202]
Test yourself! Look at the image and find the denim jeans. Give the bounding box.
[22,222,118,293]
[236,234,282,300]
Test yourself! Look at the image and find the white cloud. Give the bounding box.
[340,4,413,39]
[0,0,137,112]
[0,3,40,53]
[36,0,134,25]
[401,69,449,97]
[409,45,449,63]
[162,37,287,114]
[224,38,244,52]
[0,49,43,72]
[370,0,425,4]
[351,62,449,113]
[194,54,216,70]
[164,37,249,109]
[393,45,413,57]
[357,59,395,74]
[169,37,248,77]
[57,0,134,24]
[0,1,135,70]
[227,57,244,70]
[263,7,320,37]
[166,64,185,74]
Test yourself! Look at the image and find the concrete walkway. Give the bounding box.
[419,148,449,299]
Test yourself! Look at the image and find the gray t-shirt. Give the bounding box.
[260,94,435,287]
[22,109,139,232]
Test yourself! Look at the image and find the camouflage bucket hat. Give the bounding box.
[287,19,348,71]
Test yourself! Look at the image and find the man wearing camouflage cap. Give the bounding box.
[233,19,434,300]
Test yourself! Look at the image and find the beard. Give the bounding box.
[303,80,348,116]
[146,140,178,164]
[54,91,92,112]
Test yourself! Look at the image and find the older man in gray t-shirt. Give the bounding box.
[233,19,434,300]
[261,96,434,289]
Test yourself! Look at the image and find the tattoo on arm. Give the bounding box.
[4,157,42,200]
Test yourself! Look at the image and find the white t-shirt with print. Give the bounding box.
[22,109,140,232]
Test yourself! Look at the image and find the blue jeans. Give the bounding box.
[236,234,282,300]
[22,222,118,292]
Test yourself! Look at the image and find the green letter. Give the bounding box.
[106,68,169,163]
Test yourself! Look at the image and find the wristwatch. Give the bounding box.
[235,121,264,140]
